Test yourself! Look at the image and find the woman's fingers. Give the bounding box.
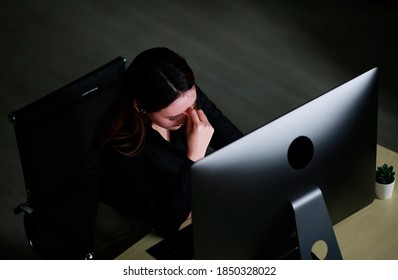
[185,108,214,162]
[196,109,209,123]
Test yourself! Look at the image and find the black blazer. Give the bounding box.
[99,87,243,237]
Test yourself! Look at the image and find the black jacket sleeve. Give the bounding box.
[100,86,243,238]
[196,86,243,149]
[153,88,243,236]
[151,158,194,237]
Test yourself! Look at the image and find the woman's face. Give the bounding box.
[147,86,197,130]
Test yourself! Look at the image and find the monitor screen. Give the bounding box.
[191,68,378,259]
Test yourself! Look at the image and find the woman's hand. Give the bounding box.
[185,108,214,162]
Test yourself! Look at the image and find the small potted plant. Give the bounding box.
[375,163,396,199]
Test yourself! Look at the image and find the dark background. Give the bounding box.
[1,0,396,259]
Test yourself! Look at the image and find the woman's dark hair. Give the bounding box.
[97,47,195,156]
[128,47,195,113]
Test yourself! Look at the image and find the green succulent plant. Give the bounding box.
[376,164,395,185]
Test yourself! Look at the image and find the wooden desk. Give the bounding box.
[331,145,398,259]
[116,145,398,260]
[116,219,191,260]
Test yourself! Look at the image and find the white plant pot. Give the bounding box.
[375,179,395,199]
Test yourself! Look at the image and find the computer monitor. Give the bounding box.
[191,68,378,259]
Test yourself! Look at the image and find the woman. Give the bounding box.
[97,47,243,239]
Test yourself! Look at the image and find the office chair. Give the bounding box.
[9,57,126,259]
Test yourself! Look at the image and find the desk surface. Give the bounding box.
[332,145,398,259]
[116,145,398,260]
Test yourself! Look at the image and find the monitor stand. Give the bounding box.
[290,186,343,260]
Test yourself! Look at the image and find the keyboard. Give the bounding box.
[146,224,193,260]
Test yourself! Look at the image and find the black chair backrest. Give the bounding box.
[9,57,126,259]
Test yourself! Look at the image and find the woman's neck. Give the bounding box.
[152,124,170,142]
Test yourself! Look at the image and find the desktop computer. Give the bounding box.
[191,68,378,259]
